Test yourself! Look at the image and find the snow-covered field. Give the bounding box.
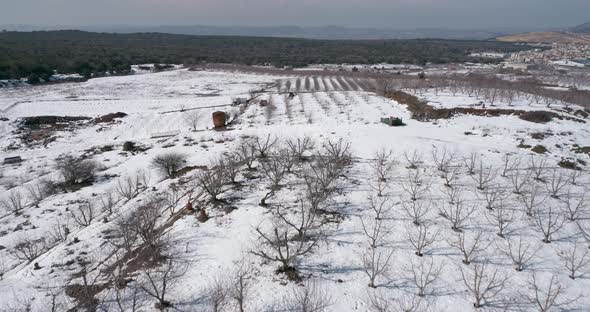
[0,69,589,312]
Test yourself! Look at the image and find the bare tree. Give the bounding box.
[463,152,478,175]
[477,187,506,211]
[362,247,394,288]
[152,152,187,179]
[183,110,202,131]
[127,199,167,255]
[26,182,51,207]
[485,201,515,238]
[371,149,396,182]
[568,169,583,186]
[401,169,432,202]
[276,200,319,242]
[322,139,352,169]
[546,169,569,199]
[367,290,425,312]
[230,262,252,312]
[407,223,439,257]
[283,281,333,312]
[139,259,186,309]
[100,191,119,215]
[527,274,574,312]
[286,136,315,162]
[366,194,394,221]
[73,262,103,311]
[452,231,490,265]
[439,200,475,232]
[499,236,540,272]
[219,155,242,184]
[116,170,149,201]
[109,216,139,254]
[500,154,517,178]
[432,146,456,173]
[207,275,230,312]
[302,168,334,213]
[252,134,278,158]
[70,200,95,227]
[559,189,587,222]
[361,214,391,249]
[576,219,590,248]
[48,217,70,243]
[510,168,532,195]
[278,148,298,174]
[410,258,443,297]
[55,154,98,186]
[443,187,463,206]
[0,189,26,215]
[471,161,497,191]
[529,156,549,182]
[404,150,423,169]
[460,262,508,308]
[197,167,228,202]
[531,205,564,244]
[259,157,287,206]
[11,236,46,263]
[162,183,183,216]
[401,199,431,226]
[252,219,318,277]
[519,185,546,217]
[305,157,341,196]
[441,166,460,188]
[236,140,256,170]
[109,269,144,312]
[557,241,590,280]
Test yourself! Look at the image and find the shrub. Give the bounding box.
[519,111,554,123]
[152,153,187,179]
[55,155,98,186]
[531,145,547,154]
[122,141,136,152]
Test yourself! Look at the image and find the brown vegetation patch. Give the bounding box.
[529,132,552,140]
[517,141,532,149]
[531,145,548,154]
[386,91,585,124]
[175,165,207,177]
[496,31,590,45]
[519,111,555,123]
[65,282,108,312]
[93,112,127,123]
[20,115,91,127]
[573,146,590,155]
[558,159,581,170]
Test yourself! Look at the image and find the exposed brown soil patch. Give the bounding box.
[93,112,127,123]
[386,91,585,124]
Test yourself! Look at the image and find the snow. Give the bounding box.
[551,60,585,68]
[469,52,507,59]
[0,69,589,311]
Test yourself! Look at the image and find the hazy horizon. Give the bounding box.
[1,0,588,30]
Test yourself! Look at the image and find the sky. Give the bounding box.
[1,0,589,30]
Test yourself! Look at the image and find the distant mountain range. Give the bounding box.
[495,21,590,44]
[0,24,540,40]
[571,21,590,33]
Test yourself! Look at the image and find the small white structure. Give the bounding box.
[502,62,529,71]
[551,60,585,68]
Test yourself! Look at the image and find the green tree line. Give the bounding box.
[0,30,532,82]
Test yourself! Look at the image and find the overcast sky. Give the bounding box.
[2,0,588,29]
